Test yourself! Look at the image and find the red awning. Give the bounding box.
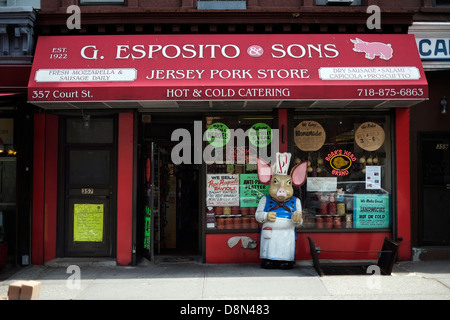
[1,65,31,92]
[28,34,428,109]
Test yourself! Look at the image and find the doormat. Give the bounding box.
[319,265,369,276]
[156,256,201,264]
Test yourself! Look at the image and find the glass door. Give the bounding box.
[63,117,117,257]
[419,133,450,245]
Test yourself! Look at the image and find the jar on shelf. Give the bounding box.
[319,202,328,215]
[337,202,346,216]
[333,216,342,228]
[231,206,240,215]
[325,216,333,228]
[328,193,336,214]
[224,217,233,229]
[328,202,336,215]
[315,216,324,229]
[214,207,223,215]
[242,217,251,229]
[223,207,231,215]
[217,217,225,229]
[233,217,242,229]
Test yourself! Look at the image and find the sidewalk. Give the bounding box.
[1,259,450,300]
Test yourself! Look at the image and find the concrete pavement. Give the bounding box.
[1,259,450,300]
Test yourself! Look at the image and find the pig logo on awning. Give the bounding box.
[350,38,393,61]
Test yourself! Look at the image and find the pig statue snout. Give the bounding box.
[276,187,287,198]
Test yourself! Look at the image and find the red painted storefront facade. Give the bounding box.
[30,109,412,265]
[28,34,424,265]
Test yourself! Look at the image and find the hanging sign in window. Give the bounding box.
[294,120,326,151]
[355,122,385,151]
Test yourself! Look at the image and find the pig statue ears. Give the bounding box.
[290,161,307,187]
[257,152,291,185]
[257,152,307,187]
[257,157,272,185]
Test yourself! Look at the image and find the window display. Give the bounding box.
[204,113,392,233]
[205,115,274,232]
[292,113,392,231]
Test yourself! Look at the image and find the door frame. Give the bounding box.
[57,115,118,258]
[138,114,204,261]
[417,131,450,246]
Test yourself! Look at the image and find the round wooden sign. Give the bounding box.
[355,122,385,151]
[294,121,326,151]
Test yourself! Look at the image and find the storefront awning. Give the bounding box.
[1,65,31,92]
[28,34,428,110]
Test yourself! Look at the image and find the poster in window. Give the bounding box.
[353,194,390,228]
[365,165,381,189]
[74,204,104,242]
[240,174,270,207]
[206,174,239,206]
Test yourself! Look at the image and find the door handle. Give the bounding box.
[95,195,110,199]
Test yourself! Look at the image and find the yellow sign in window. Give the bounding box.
[74,204,103,242]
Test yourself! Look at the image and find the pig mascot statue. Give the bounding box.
[255,152,307,269]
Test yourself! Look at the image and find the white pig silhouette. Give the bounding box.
[351,38,393,60]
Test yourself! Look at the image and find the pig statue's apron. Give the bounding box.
[255,195,302,261]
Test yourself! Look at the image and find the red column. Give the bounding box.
[44,115,59,262]
[117,113,134,265]
[32,114,45,265]
[32,114,58,264]
[396,108,411,261]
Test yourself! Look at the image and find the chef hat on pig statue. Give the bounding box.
[255,152,307,269]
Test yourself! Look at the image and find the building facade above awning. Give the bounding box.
[28,34,428,110]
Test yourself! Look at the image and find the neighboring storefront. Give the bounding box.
[409,22,450,257]
[0,5,37,268]
[27,34,427,265]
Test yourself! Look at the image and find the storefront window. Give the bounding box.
[205,115,274,232]
[0,118,15,157]
[292,113,392,231]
